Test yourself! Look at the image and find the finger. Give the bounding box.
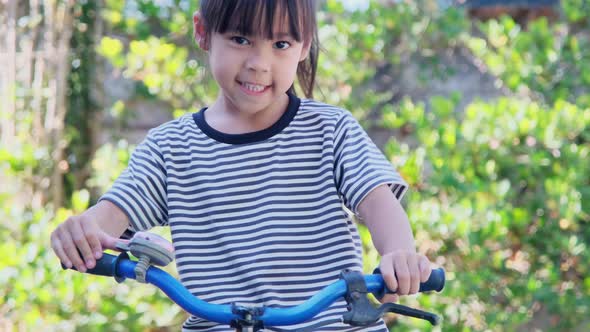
[51,231,72,268]
[380,256,398,295]
[59,228,86,272]
[419,255,432,283]
[68,220,95,269]
[81,221,102,260]
[380,294,399,304]
[394,256,410,295]
[407,254,420,295]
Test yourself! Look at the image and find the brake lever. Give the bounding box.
[377,302,440,326]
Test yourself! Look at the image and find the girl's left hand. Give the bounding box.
[378,250,431,303]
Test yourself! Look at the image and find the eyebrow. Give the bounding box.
[272,32,294,39]
[225,30,295,40]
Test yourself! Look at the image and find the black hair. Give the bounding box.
[199,0,319,98]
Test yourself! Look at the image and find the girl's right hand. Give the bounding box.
[50,215,126,272]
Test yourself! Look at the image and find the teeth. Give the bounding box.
[243,82,265,92]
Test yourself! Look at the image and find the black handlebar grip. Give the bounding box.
[418,268,445,292]
[372,267,445,299]
[61,252,120,277]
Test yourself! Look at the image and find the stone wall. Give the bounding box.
[369,48,506,148]
[95,64,174,146]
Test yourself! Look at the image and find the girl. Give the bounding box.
[51,1,432,331]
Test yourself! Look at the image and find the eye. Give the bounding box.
[230,36,250,45]
[274,41,291,50]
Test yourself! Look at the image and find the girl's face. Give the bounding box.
[194,12,310,116]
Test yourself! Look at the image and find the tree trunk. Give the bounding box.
[0,0,75,208]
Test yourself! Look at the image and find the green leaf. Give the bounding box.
[72,189,90,212]
[98,36,123,58]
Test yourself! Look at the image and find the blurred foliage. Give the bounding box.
[98,0,216,116]
[1,0,589,331]
[467,0,590,107]
[66,0,101,198]
[380,96,590,331]
[318,0,468,120]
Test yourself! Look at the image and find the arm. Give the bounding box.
[87,200,130,238]
[357,184,431,299]
[357,185,415,254]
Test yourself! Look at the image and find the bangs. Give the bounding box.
[200,0,315,42]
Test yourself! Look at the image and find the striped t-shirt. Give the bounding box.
[101,93,408,331]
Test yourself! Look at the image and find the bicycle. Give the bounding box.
[63,232,446,332]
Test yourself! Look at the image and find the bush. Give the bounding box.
[380,96,590,330]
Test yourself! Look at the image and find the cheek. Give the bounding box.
[209,56,236,84]
[278,54,302,78]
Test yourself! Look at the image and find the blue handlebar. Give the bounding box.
[64,252,445,326]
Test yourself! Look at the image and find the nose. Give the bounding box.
[245,46,271,73]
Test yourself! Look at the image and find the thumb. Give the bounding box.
[380,293,399,304]
[99,232,129,251]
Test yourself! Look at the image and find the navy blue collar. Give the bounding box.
[193,93,300,145]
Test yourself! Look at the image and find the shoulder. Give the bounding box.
[145,113,199,141]
[298,99,357,125]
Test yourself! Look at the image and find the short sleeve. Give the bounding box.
[333,112,408,215]
[99,131,168,231]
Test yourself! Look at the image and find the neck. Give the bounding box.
[205,93,290,134]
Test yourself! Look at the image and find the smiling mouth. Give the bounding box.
[238,80,270,93]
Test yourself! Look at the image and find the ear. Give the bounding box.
[299,40,312,62]
[193,11,209,50]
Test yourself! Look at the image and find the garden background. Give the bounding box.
[1,0,589,331]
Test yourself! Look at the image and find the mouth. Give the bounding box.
[237,80,271,95]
